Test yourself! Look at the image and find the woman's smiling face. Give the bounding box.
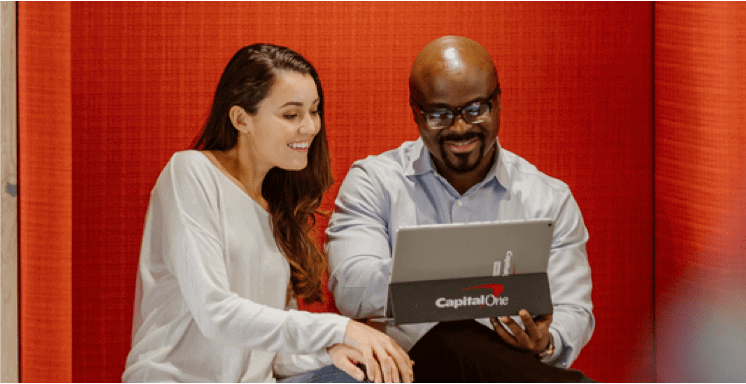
[246,70,321,173]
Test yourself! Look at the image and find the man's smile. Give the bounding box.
[445,137,480,153]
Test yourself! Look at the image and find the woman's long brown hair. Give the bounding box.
[193,44,332,303]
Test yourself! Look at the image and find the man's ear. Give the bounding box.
[409,100,419,124]
[229,106,251,134]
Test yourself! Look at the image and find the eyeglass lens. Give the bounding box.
[425,102,491,129]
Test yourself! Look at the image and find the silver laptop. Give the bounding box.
[383,219,554,319]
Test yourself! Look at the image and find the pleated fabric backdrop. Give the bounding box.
[654,2,746,382]
[18,2,657,382]
[17,2,73,382]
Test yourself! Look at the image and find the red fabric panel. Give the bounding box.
[654,3,746,382]
[17,2,73,382]
[18,2,652,382]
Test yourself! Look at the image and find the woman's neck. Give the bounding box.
[204,144,270,210]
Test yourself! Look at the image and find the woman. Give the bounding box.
[123,44,413,383]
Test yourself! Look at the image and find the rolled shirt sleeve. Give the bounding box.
[541,189,594,367]
[327,165,393,319]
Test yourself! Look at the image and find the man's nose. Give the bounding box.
[449,114,470,133]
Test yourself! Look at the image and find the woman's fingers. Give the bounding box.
[373,346,398,383]
[383,339,414,382]
[344,319,414,382]
[389,344,414,382]
[328,344,366,381]
[363,349,382,383]
[375,333,414,383]
[339,357,365,381]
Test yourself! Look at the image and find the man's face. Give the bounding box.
[411,70,500,176]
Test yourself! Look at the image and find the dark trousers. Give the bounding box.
[408,320,593,383]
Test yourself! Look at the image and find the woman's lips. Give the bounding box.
[288,141,310,151]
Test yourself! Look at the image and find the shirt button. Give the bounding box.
[456,200,463,207]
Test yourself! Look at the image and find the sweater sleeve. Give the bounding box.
[150,153,348,354]
[272,350,333,379]
[272,298,335,378]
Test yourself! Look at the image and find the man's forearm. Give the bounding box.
[330,257,391,319]
[546,305,595,367]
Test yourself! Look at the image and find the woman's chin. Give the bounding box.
[280,160,309,172]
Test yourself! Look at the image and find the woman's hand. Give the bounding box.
[328,344,366,381]
[343,320,414,383]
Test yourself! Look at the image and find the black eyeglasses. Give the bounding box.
[410,86,501,130]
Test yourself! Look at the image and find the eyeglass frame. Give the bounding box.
[410,85,502,130]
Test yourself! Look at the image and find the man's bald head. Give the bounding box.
[407,36,502,192]
[409,36,499,102]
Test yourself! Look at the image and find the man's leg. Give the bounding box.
[408,320,592,382]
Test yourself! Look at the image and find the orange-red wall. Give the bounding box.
[19,2,661,382]
[18,2,73,381]
[655,3,746,382]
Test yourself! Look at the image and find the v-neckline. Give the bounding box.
[195,150,270,213]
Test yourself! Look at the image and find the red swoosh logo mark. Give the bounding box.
[461,283,504,296]
[460,284,504,309]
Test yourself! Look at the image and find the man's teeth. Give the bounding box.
[451,138,477,146]
[289,142,309,149]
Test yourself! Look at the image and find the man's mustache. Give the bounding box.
[438,130,485,146]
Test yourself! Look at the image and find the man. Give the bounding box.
[326,36,594,382]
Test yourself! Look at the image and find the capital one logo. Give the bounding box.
[434,283,509,309]
[493,250,515,276]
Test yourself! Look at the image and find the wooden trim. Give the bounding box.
[0,1,18,382]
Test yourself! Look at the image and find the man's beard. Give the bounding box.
[438,129,487,174]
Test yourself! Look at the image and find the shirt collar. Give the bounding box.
[493,139,508,190]
[406,138,434,177]
[406,137,506,190]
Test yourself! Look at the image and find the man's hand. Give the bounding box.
[490,309,552,354]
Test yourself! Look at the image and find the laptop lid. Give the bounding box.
[390,219,554,283]
[382,218,555,321]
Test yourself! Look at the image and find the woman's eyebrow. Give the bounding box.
[279,98,319,108]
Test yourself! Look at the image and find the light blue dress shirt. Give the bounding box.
[326,138,594,368]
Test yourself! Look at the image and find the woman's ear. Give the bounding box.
[229,106,251,134]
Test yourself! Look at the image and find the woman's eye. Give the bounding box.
[283,114,298,120]
[310,110,320,116]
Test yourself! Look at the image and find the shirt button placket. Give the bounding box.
[453,199,466,222]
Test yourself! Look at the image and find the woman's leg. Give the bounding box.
[279,364,364,383]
